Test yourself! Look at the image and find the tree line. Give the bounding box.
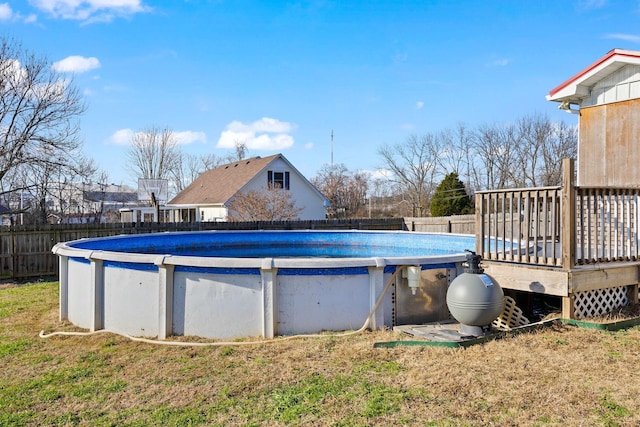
[315,117,577,218]
[0,35,577,224]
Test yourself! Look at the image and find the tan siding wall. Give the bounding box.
[579,98,640,187]
[579,105,607,185]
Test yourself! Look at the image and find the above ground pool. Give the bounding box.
[53,230,476,340]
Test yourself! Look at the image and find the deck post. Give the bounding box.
[562,159,576,318]
[475,193,483,256]
[628,284,639,305]
[562,294,575,319]
[561,158,575,270]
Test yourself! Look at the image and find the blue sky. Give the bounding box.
[1,0,640,186]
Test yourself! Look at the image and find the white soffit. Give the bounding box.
[547,49,640,103]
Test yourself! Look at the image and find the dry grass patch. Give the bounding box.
[2,281,640,426]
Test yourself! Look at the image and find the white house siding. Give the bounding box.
[583,64,640,107]
[200,206,228,222]
[242,157,327,220]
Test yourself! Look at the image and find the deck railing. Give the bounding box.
[476,186,563,267]
[476,159,640,268]
[575,187,640,264]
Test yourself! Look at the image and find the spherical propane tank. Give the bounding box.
[446,251,504,327]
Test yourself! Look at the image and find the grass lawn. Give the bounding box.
[1,280,640,426]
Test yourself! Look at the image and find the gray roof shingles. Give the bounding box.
[168,154,280,206]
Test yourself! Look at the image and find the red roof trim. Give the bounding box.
[548,49,640,98]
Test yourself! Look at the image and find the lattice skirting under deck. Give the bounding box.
[573,286,630,319]
[493,296,530,330]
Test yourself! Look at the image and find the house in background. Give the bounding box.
[166,153,329,222]
[0,204,11,225]
[547,48,640,186]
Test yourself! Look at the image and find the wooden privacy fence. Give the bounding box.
[0,216,476,279]
[405,215,475,234]
[476,159,640,268]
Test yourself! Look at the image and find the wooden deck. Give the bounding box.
[476,159,640,319]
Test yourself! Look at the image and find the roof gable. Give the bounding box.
[167,153,328,207]
[547,49,640,105]
[168,154,280,206]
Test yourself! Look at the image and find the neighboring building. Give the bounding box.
[547,48,640,187]
[49,182,138,223]
[0,183,138,225]
[166,154,329,222]
[0,204,11,226]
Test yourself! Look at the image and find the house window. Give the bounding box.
[267,170,290,190]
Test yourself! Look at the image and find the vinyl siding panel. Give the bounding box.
[583,64,640,107]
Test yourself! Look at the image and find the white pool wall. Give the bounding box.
[53,231,473,340]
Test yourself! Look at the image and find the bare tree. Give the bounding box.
[0,36,86,204]
[470,123,519,191]
[20,150,101,224]
[311,163,370,218]
[49,156,100,223]
[223,140,248,163]
[437,123,474,185]
[172,152,223,193]
[22,154,55,223]
[512,114,551,187]
[367,175,396,217]
[234,140,248,161]
[377,134,441,216]
[126,126,181,183]
[376,116,576,214]
[472,114,577,190]
[539,121,577,186]
[227,184,303,221]
[347,170,370,217]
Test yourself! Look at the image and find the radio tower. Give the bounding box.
[330,129,334,167]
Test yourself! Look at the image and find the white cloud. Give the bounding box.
[1,58,71,102]
[304,142,314,149]
[2,59,26,85]
[108,128,134,145]
[52,56,101,73]
[217,117,296,150]
[29,0,150,22]
[0,3,38,23]
[371,168,392,180]
[174,130,206,145]
[0,3,12,20]
[604,33,640,43]
[108,128,206,145]
[416,101,424,110]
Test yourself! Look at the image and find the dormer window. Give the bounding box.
[267,170,290,190]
